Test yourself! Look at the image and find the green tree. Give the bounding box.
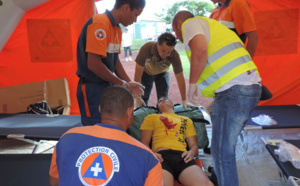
[156,1,216,23]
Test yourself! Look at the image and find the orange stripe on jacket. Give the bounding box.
[64,125,158,158]
[81,84,91,117]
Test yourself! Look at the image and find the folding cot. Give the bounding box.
[0,113,82,153]
[262,138,300,186]
[245,105,300,130]
[241,105,300,163]
[0,113,82,185]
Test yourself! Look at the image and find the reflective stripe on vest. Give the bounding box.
[208,42,244,63]
[199,55,252,90]
[182,17,258,97]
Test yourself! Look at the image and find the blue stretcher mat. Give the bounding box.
[246,105,300,129]
[0,114,82,140]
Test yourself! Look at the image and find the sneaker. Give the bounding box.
[125,58,129,62]
[129,57,132,61]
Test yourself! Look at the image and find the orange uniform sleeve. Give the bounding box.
[49,147,59,179]
[86,21,110,57]
[144,163,164,186]
[232,0,257,34]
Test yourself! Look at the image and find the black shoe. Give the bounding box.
[208,165,218,185]
[204,146,211,154]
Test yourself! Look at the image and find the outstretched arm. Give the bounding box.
[134,63,145,83]
[49,176,58,186]
[245,30,258,58]
[187,34,208,105]
[189,34,208,84]
[175,72,187,103]
[141,130,153,149]
[87,52,124,85]
[182,135,198,163]
[141,130,164,163]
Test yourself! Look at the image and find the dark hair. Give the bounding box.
[157,32,176,47]
[172,11,194,28]
[100,86,134,118]
[114,0,146,11]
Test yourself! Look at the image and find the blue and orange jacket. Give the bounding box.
[49,124,163,186]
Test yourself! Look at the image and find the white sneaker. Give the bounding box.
[125,58,129,62]
[129,57,132,61]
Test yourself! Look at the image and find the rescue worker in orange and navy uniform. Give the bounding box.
[76,0,145,125]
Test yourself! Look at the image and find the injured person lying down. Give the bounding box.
[140,97,213,186]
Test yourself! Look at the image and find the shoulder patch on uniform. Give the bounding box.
[95,29,106,40]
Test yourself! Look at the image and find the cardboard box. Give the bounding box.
[0,78,71,114]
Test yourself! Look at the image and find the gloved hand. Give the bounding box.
[182,100,195,110]
[188,83,200,106]
[182,100,187,110]
[122,81,145,98]
[135,97,146,108]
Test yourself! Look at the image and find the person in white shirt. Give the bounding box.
[122,27,133,61]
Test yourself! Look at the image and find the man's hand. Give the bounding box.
[188,83,200,106]
[155,152,164,163]
[182,100,194,109]
[182,100,187,109]
[123,81,145,98]
[135,97,146,107]
[181,150,194,163]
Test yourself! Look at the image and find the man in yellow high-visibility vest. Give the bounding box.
[172,11,262,186]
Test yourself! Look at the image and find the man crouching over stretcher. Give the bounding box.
[141,97,213,186]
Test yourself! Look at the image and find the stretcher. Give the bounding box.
[241,105,300,163]
[0,113,82,153]
[262,138,300,186]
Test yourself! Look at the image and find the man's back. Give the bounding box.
[50,124,162,186]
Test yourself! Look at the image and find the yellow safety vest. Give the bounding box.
[182,16,258,97]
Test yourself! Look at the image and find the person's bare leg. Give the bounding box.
[163,170,174,186]
[178,165,213,186]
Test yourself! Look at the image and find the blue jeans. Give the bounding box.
[210,84,261,186]
[141,71,169,105]
[124,46,132,57]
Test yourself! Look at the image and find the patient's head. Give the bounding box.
[157,97,174,113]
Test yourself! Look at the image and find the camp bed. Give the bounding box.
[240,105,300,163]
[0,113,82,153]
[261,138,300,186]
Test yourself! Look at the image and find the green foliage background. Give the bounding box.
[155,0,216,23]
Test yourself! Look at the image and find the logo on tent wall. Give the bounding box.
[27,19,73,62]
[254,9,299,56]
[76,146,120,186]
[95,29,106,40]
